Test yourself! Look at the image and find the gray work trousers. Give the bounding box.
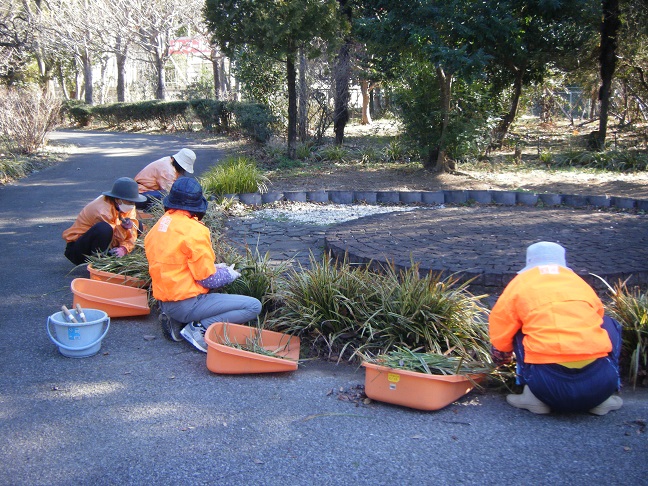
[159,292,262,328]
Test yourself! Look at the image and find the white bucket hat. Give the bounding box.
[518,241,568,273]
[173,148,196,174]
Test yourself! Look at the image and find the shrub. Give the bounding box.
[0,87,62,155]
[189,99,228,132]
[63,100,93,127]
[199,156,269,196]
[227,101,275,142]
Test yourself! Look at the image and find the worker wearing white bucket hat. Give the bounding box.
[489,241,623,416]
[63,177,147,265]
[134,148,196,210]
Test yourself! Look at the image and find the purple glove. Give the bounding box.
[120,218,134,230]
[110,246,127,258]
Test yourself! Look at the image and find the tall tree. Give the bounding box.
[204,0,342,158]
[596,0,621,149]
[333,0,353,145]
[483,0,598,148]
[126,0,201,100]
[356,0,490,171]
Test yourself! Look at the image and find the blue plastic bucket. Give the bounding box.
[46,309,110,358]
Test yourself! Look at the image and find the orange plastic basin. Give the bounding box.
[204,322,300,374]
[71,278,150,318]
[363,362,485,411]
[87,264,148,288]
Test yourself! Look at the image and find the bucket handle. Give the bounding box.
[46,316,111,352]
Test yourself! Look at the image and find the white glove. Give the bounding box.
[216,262,241,280]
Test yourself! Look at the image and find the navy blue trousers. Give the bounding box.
[513,316,622,412]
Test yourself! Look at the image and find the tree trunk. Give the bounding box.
[220,58,230,98]
[211,48,221,100]
[286,52,297,159]
[57,63,70,101]
[333,39,351,145]
[597,0,621,150]
[491,68,523,148]
[82,48,93,104]
[298,48,308,141]
[427,65,453,173]
[155,49,166,100]
[116,52,127,102]
[360,79,372,125]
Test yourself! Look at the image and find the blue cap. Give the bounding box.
[163,177,208,213]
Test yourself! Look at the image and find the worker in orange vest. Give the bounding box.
[134,148,196,211]
[489,242,622,416]
[63,177,146,265]
[144,177,261,352]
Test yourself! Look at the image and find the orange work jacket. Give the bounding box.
[144,209,216,302]
[62,196,139,253]
[489,265,611,364]
[134,156,178,193]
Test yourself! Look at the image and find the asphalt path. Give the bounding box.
[0,129,646,485]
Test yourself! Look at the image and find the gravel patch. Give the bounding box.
[241,202,435,225]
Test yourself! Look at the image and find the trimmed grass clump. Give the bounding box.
[200,156,269,197]
[361,347,491,376]
[605,281,648,388]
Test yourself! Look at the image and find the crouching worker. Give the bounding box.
[489,241,623,416]
[63,177,146,265]
[144,177,262,352]
[134,148,196,211]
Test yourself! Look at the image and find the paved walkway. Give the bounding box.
[224,203,648,296]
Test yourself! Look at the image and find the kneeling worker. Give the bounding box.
[134,148,196,211]
[489,241,623,416]
[144,177,262,352]
[63,177,146,265]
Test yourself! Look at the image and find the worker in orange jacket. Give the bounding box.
[489,242,622,416]
[144,177,261,352]
[134,148,196,211]
[63,177,147,265]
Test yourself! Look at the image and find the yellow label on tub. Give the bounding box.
[387,373,400,383]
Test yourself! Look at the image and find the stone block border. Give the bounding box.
[224,189,648,211]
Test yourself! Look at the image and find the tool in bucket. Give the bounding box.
[61,305,79,323]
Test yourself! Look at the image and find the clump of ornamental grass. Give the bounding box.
[267,253,379,359]
[222,246,292,313]
[267,254,492,365]
[199,155,269,197]
[356,262,492,363]
[603,278,648,388]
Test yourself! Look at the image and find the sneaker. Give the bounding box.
[506,385,551,414]
[159,312,184,342]
[180,322,208,353]
[589,395,623,416]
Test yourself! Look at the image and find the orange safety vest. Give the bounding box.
[489,265,611,364]
[134,156,178,193]
[62,196,139,253]
[144,209,216,302]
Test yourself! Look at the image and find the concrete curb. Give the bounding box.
[230,189,648,211]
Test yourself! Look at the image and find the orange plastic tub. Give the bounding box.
[87,264,148,288]
[204,322,300,374]
[363,362,485,411]
[71,278,150,318]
